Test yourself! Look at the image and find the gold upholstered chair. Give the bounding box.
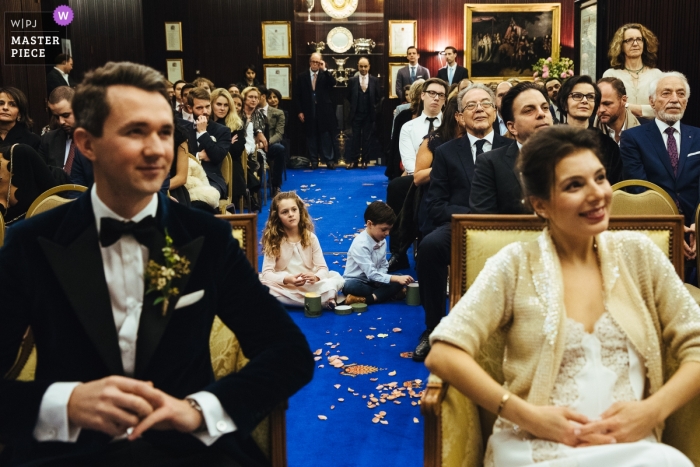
[25,184,88,218]
[219,153,233,214]
[421,214,700,467]
[5,212,289,466]
[0,211,5,248]
[610,179,679,216]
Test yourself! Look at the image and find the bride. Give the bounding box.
[425,125,700,466]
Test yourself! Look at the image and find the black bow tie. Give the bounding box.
[99,216,160,248]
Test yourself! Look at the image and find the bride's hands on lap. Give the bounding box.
[576,400,660,446]
[513,404,590,447]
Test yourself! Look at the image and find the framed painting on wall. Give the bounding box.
[388,62,405,99]
[264,64,292,99]
[388,20,417,57]
[464,3,561,82]
[165,22,183,51]
[262,21,292,59]
[166,59,184,82]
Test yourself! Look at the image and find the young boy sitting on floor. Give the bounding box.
[343,201,414,305]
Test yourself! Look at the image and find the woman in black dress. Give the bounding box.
[0,87,40,151]
[210,88,246,202]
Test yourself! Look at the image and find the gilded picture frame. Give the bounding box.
[262,21,292,59]
[166,59,184,82]
[388,20,417,57]
[464,3,561,82]
[388,62,405,99]
[263,64,292,100]
[165,22,183,52]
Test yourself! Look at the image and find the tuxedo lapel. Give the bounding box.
[504,142,522,188]
[38,196,124,376]
[677,124,695,175]
[645,123,675,179]
[134,197,205,378]
[456,135,476,182]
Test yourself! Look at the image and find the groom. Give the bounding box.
[0,62,314,466]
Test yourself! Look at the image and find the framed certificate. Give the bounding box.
[263,65,292,100]
[166,59,184,82]
[262,21,292,59]
[388,20,417,57]
[389,63,405,99]
[165,22,183,52]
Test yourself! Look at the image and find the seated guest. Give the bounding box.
[46,53,76,97]
[192,77,214,93]
[493,81,512,136]
[38,86,78,182]
[210,88,247,202]
[237,65,261,90]
[231,94,243,113]
[558,75,623,184]
[0,143,58,225]
[470,82,554,214]
[0,61,314,467]
[258,85,286,196]
[178,87,232,199]
[228,84,241,97]
[426,125,700,467]
[391,82,422,141]
[413,83,511,362]
[457,78,472,91]
[178,83,195,121]
[168,124,191,207]
[545,77,563,123]
[268,88,291,167]
[172,79,186,110]
[620,71,700,261]
[240,86,267,210]
[260,191,344,309]
[0,87,40,151]
[343,201,413,306]
[596,77,641,145]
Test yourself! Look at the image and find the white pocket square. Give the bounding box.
[687,151,700,157]
[210,135,217,142]
[175,290,204,309]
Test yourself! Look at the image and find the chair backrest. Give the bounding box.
[449,214,685,447]
[610,179,679,215]
[0,211,4,248]
[26,184,88,219]
[222,153,233,201]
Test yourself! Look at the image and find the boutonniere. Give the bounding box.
[145,230,191,316]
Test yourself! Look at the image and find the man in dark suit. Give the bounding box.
[347,57,380,169]
[620,71,700,260]
[492,81,512,136]
[178,86,232,198]
[395,46,430,102]
[470,82,554,214]
[46,53,77,97]
[39,86,76,171]
[412,83,510,362]
[545,77,563,123]
[293,53,338,169]
[0,61,313,467]
[436,46,469,87]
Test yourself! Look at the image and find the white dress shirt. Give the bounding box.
[182,109,194,122]
[33,188,235,445]
[54,66,70,85]
[343,231,391,284]
[398,112,442,174]
[604,119,627,146]
[655,118,682,153]
[496,114,507,136]
[466,130,495,163]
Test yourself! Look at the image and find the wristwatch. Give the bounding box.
[186,398,208,433]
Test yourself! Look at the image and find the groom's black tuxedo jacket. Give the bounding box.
[0,191,314,466]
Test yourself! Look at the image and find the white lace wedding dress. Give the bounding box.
[486,312,693,467]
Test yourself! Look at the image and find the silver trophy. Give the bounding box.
[305,0,314,22]
[353,38,376,55]
[328,57,356,87]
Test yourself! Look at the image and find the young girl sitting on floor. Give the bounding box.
[260,191,344,309]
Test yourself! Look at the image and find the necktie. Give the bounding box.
[361,76,367,92]
[426,117,437,134]
[448,67,454,84]
[410,67,416,83]
[475,140,487,157]
[312,72,317,91]
[665,127,679,176]
[64,139,76,175]
[100,215,160,248]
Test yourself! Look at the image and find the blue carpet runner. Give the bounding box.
[255,166,429,467]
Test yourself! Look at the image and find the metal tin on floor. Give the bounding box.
[334,305,352,315]
[350,303,368,313]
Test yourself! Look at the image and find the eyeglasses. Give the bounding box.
[569,92,596,102]
[424,90,446,100]
[463,100,495,111]
[623,37,644,45]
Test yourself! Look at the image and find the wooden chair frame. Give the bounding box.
[0,211,4,248]
[611,179,679,215]
[219,153,233,214]
[25,184,88,219]
[423,214,685,467]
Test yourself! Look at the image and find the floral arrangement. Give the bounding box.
[145,231,191,316]
[532,57,575,80]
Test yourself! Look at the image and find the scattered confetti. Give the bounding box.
[338,398,344,402]
[388,371,396,376]
[318,415,327,420]
[314,349,322,355]
[413,417,420,423]
[392,328,402,333]
[334,384,341,389]
[378,333,389,338]
[366,335,375,340]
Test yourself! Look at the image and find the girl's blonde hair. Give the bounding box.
[210,88,243,131]
[262,191,314,257]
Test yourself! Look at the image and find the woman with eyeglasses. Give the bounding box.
[603,24,663,119]
[557,75,623,184]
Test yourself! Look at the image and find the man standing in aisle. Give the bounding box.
[395,46,430,102]
[347,57,381,169]
[437,46,469,86]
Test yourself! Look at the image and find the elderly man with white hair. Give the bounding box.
[620,71,700,263]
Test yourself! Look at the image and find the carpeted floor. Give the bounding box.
[254,166,429,467]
